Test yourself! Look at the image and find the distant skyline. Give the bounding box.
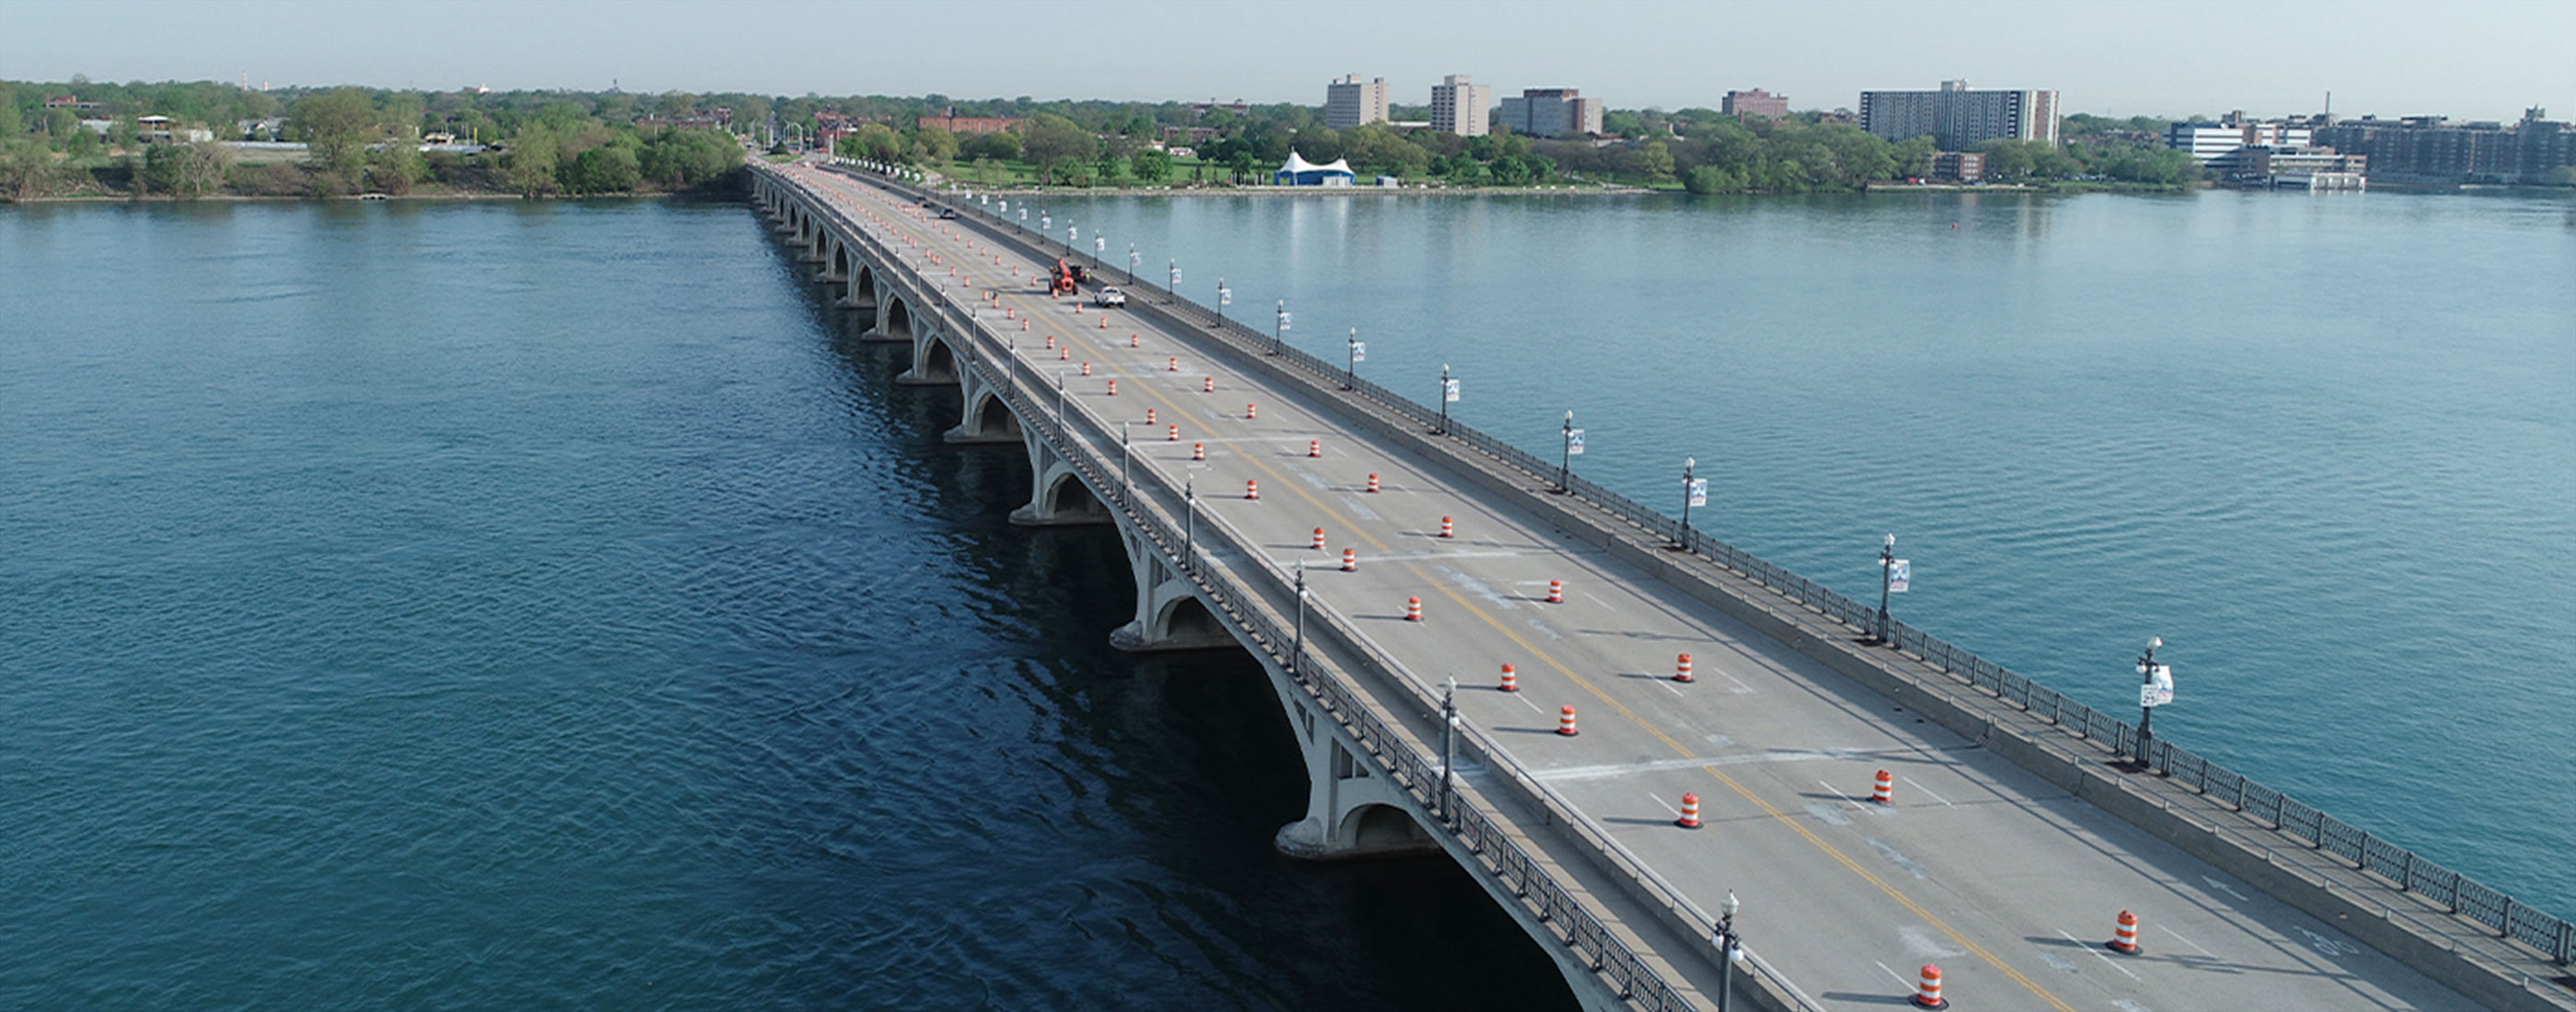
[6,0,2570,122]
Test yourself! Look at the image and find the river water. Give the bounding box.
[0,200,1570,1009]
[3,188,2570,1007]
[1033,185,2576,920]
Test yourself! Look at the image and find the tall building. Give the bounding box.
[1498,87,1604,138]
[2167,112,2313,163]
[1722,88,1789,120]
[1325,75,1390,131]
[1430,75,1493,136]
[2306,109,2574,184]
[1857,80,2060,149]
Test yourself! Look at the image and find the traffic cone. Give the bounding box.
[2109,911,2141,954]
[1366,473,1380,493]
[1911,965,1945,1008]
[1547,580,1563,604]
[1439,516,1455,539]
[1308,440,1321,458]
[1168,356,1179,372]
[1675,653,1695,683]
[1499,664,1517,692]
[1246,403,1258,420]
[1312,527,1327,550]
[1677,793,1702,829]
[1873,769,1894,804]
[1557,706,1579,737]
[1167,424,1179,442]
[1192,443,1205,461]
[1144,408,1156,425]
[1081,362,1091,376]
[1057,346,1067,360]
[1204,376,1215,393]
[1245,479,1258,500]
[1341,548,1356,572]
[1405,596,1421,622]
[1106,379,1117,397]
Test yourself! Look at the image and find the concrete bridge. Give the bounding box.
[750,159,2575,1011]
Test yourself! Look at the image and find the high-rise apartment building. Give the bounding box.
[1431,75,1493,136]
[1325,75,1390,131]
[1498,87,1604,138]
[1857,80,2060,149]
[2311,109,2574,184]
[1722,88,1789,120]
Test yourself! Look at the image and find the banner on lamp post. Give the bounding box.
[1567,430,1585,455]
[1687,477,1708,508]
[1886,559,1910,593]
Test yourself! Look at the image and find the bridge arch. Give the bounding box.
[1043,470,1106,522]
[1336,803,1432,854]
[882,296,914,341]
[969,389,1020,441]
[1152,594,1222,645]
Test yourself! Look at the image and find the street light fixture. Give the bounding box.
[1679,456,1699,546]
[1876,534,1898,646]
[1272,299,1290,355]
[1714,891,1742,1012]
[1345,328,1363,390]
[2134,637,2169,767]
[1440,676,1459,822]
[1183,476,1196,569]
[1292,568,1308,675]
[1558,410,1577,493]
[1127,243,1138,284]
[1436,363,1455,434]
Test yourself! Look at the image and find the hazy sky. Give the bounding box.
[7,0,2570,121]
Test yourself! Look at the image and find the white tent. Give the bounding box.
[1273,151,1357,187]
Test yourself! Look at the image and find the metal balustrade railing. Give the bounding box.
[777,166,2576,984]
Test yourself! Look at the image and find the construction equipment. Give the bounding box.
[1048,259,1090,296]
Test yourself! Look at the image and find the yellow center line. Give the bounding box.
[847,181,2074,1011]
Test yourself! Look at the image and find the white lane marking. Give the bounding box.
[1511,693,1546,715]
[1647,793,1680,817]
[1358,549,1534,563]
[1534,749,1882,782]
[1581,591,1615,608]
[2199,875,2250,903]
[1873,960,1913,988]
[1820,780,1871,813]
[1725,673,1755,694]
[2060,928,2141,980]
[1901,776,1956,808]
[2157,923,2214,958]
[1662,679,1687,699]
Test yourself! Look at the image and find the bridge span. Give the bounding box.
[750,159,2571,1011]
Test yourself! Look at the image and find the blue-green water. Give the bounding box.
[1035,187,2576,914]
[0,200,1570,1008]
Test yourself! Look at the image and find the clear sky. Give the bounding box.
[7,0,2570,121]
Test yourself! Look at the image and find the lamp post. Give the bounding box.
[2135,637,2166,765]
[1679,456,1698,544]
[1558,410,1576,493]
[1121,421,1133,497]
[1168,259,1179,304]
[1183,476,1196,569]
[1876,534,1897,646]
[1292,568,1308,675]
[1345,328,1362,390]
[1055,369,1067,423]
[1272,299,1289,355]
[1127,243,1138,284]
[1440,676,1459,822]
[1215,278,1230,327]
[1437,363,1454,434]
[1713,891,1742,1012]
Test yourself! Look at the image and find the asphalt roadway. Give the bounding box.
[784,163,2474,1012]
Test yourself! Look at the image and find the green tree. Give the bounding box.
[140,141,234,198]
[63,126,100,160]
[1129,148,1172,184]
[563,143,640,194]
[293,87,378,173]
[504,125,560,196]
[1636,140,1675,181]
[1,137,62,200]
[366,141,425,194]
[960,130,1020,162]
[911,123,959,164]
[837,122,904,163]
[0,85,20,138]
[1021,114,1095,183]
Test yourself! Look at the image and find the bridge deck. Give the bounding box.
[778,163,2487,1011]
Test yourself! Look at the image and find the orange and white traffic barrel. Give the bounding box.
[1245,403,1258,420]
[1204,376,1214,393]
[1675,652,1695,683]
[1557,705,1580,737]
[1312,527,1327,550]
[1873,769,1894,804]
[1081,362,1092,376]
[1106,379,1117,397]
[1308,440,1321,458]
[1911,965,1945,1008]
[1245,479,1259,500]
[1405,596,1422,622]
[1366,474,1380,493]
[1547,580,1564,604]
[1439,516,1454,538]
[1144,408,1156,425]
[1341,548,1356,572]
[1677,793,1702,829]
[1499,663,1517,692]
[1167,424,1179,442]
[2109,910,2141,954]
[1192,443,1205,461]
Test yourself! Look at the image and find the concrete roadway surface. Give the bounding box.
[788,165,2474,1012]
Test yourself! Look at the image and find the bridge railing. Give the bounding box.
[773,168,1723,1009]
[797,167,2576,977]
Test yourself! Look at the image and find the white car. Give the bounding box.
[1094,286,1128,308]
